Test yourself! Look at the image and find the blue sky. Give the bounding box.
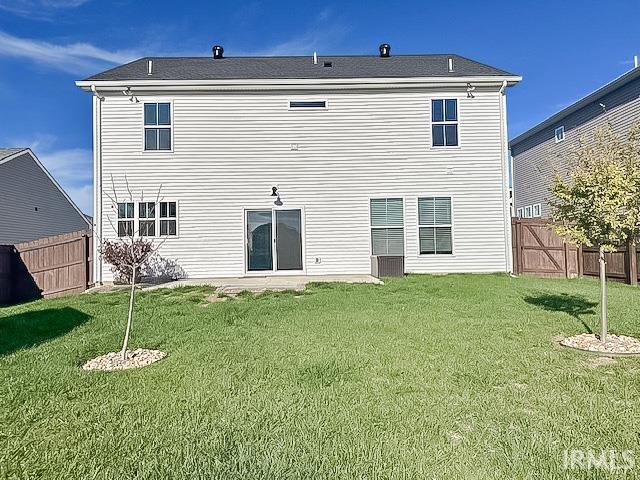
[1,0,639,213]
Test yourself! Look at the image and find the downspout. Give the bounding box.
[498,80,513,273]
[91,85,104,285]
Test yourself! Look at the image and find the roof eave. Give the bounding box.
[76,75,522,92]
[510,67,640,148]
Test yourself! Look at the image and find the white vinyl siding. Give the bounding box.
[96,88,509,281]
[418,197,452,254]
[370,198,404,256]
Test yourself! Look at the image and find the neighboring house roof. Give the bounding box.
[84,54,517,82]
[0,147,27,160]
[510,66,640,148]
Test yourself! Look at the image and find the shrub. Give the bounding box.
[101,238,154,284]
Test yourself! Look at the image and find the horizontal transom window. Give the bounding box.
[289,100,326,109]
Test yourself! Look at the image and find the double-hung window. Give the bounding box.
[418,197,453,254]
[432,99,458,147]
[144,103,171,150]
[117,202,134,237]
[554,126,565,143]
[160,201,177,236]
[370,198,404,256]
[138,202,156,236]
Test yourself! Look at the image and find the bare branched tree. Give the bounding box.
[97,174,166,360]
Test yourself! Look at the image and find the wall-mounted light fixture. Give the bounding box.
[122,87,139,103]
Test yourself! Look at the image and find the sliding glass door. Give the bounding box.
[246,209,303,272]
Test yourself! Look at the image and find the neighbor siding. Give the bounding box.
[0,153,89,244]
[512,75,640,217]
[97,88,509,280]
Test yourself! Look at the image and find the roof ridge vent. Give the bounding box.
[212,45,224,59]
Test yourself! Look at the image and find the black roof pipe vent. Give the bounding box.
[379,43,390,58]
[212,45,224,59]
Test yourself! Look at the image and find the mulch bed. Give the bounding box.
[560,333,640,356]
[82,349,166,371]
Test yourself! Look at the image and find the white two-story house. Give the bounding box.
[76,44,520,282]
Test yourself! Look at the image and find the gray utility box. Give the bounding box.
[371,256,405,277]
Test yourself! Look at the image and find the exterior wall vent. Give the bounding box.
[323,61,332,67]
[212,45,224,59]
[447,57,455,72]
[379,43,390,58]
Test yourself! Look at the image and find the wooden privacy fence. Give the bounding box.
[512,218,639,285]
[0,230,92,305]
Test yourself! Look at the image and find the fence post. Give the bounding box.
[627,240,638,286]
[563,241,570,278]
[82,232,90,290]
[577,245,584,277]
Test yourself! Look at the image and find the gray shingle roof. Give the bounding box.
[85,54,517,82]
[0,148,27,161]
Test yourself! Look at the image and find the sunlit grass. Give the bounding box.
[1,274,639,479]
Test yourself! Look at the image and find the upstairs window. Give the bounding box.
[418,197,453,254]
[370,198,404,256]
[554,126,565,143]
[144,103,171,150]
[117,202,134,237]
[432,99,458,147]
[138,202,156,236]
[160,201,178,236]
[289,100,326,109]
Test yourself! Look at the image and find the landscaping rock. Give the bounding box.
[560,333,640,355]
[82,349,166,371]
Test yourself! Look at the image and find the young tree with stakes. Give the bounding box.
[550,124,640,342]
[99,175,166,360]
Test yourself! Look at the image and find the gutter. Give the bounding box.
[76,75,522,92]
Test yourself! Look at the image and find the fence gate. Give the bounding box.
[512,218,581,278]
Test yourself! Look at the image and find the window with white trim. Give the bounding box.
[418,197,453,255]
[138,202,156,236]
[160,201,177,236]
[144,103,171,150]
[370,198,404,256]
[432,99,458,147]
[554,126,565,143]
[524,205,533,218]
[516,207,524,218]
[117,202,134,237]
[533,203,542,218]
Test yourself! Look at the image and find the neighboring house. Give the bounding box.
[0,148,90,244]
[76,44,521,282]
[511,66,640,218]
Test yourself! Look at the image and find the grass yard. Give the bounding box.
[1,274,639,479]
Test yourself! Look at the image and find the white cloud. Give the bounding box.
[258,23,350,56]
[0,30,140,75]
[0,0,91,19]
[63,184,93,215]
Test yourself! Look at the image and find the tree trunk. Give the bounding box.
[599,248,607,343]
[121,264,136,360]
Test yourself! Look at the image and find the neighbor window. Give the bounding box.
[138,202,156,236]
[418,197,452,254]
[516,207,524,218]
[555,126,565,143]
[289,100,326,109]
[533,203,542,218]
[160,201,177,236]
[370,198,404,256]
[117,202,134,237]
[432,99,458,147]
[524,205,533,218]
[144,102,171,150]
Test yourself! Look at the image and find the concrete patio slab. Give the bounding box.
[143,274,383,294]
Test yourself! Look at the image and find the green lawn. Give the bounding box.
[1,274,639,479]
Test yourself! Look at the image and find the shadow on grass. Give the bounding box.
[524,293,596,333]
[0,307,90,356]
